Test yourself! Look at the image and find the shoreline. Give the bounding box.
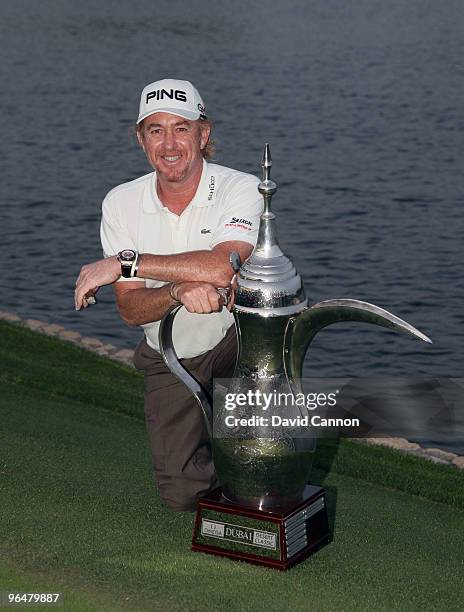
[1,308,462,469]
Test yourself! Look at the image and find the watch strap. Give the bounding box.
[131,252,139,278]
[121,263,132,278]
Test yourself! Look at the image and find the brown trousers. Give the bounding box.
[133,325,237,511]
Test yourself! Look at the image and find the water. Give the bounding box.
[1,0,463,449]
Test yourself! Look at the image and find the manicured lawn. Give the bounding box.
[1,321,463,611]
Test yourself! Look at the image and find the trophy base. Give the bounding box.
[192,485,330,570]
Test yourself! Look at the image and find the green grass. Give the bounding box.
[0,561,129,611]
[1,320,464,611]
[0,319,144,419]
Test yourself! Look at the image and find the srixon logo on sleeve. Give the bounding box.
[225,217,253,231]
[146,89,187,103]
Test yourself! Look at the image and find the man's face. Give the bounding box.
[137,112,210,184]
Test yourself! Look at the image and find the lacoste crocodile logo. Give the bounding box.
[201,228,211,234]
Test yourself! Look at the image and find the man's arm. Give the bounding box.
[114,279,228,326]
[114,281,175,326]
[136,246,234,287]
[75,240,252,314]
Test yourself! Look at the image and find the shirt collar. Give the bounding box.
[142,160,217,214]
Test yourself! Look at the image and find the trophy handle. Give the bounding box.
[284,298,432,383]
[158,304,213,439]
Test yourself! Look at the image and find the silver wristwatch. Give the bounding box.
[117,249,138,278]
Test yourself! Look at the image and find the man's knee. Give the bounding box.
[157,482,203,512]
[161,495,198,512]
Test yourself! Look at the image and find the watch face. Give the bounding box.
[119,249,136,261]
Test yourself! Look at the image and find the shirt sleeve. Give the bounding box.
[209,175,263,248]
[100,190,143,283]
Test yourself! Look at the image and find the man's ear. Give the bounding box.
[136,129,146,153]
[199,122,211,150]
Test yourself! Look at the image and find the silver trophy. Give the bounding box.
[159,145,430,568]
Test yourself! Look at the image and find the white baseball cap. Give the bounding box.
[137,78,207,124]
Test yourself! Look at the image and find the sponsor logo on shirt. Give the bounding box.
[208,176,216,201]
[225,216,253,231]
[201,228,211,234]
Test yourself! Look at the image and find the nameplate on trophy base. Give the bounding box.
[192,485,330,570]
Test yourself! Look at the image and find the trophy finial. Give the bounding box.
[262,143,272,182]
[258,143,277,207]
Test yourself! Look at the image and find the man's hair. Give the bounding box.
[135,118,216,161]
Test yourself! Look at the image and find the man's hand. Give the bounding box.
[172,281,225,314]
[75,256,120,310]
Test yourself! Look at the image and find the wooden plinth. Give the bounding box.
[192,485,331,570]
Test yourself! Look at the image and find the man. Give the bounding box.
[74,78,262,511]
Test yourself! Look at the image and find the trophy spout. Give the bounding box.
[284,298,432,382]
[159,304,213,439]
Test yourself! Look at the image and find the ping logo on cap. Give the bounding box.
[146,89,187,103]
[137,79,206,123]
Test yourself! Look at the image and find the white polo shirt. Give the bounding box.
[100,160,262,358]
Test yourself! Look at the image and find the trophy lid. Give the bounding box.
[234,144,307,316]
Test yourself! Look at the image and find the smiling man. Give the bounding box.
[74,79,262,511]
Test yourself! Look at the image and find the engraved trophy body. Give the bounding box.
[159,145,430,569]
